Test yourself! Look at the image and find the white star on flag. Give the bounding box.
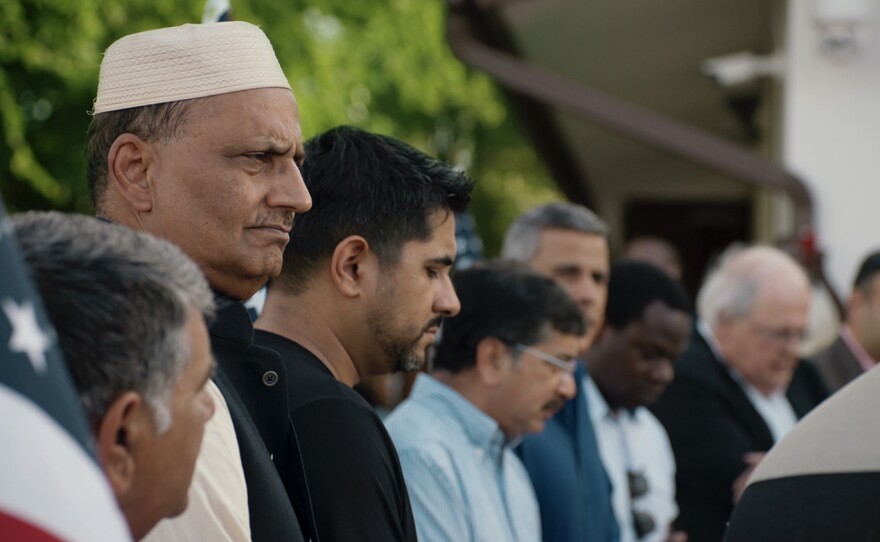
[2,298,52,374]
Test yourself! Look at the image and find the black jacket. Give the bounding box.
[651,329,829,542]
[211,293,316,542]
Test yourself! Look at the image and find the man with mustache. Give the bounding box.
[385,262,585,542]
[253,126,473,541]
[87,22,312,542]
[583,262,691,542]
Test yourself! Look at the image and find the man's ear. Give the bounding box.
[95,391,150,500]
[106,133,156,213]
[474,337,511,387]
[330,235,373,298]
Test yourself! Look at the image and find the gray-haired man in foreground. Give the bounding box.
[14,212,215,540]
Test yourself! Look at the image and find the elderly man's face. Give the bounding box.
[145,88,312,300]
[125,308,215,538]
[716,277,811,395]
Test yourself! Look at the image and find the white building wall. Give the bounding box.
[783,0,880,295]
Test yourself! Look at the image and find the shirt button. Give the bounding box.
[262,370,279,387]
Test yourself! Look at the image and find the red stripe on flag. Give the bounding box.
[0,509,64,542]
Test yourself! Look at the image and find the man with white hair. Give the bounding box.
[651,245,829,542]
[87,22,312,541]
[14,212,216,540]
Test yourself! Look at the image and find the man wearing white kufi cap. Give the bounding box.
[86,22,312,542]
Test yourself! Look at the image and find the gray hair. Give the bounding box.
[13,212,214,432]
[696,244,809,329]
[86,98,201,212]
[501,202,609,263]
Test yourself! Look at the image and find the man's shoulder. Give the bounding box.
[385,398,460,453]
[633,406,666,434]
[518,414,570,449]
[810,335,852,373]
[252,330,368,410]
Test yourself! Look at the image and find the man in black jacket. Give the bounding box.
[254,126,473,541]
[87,22,313,542]
[652,246,829,542]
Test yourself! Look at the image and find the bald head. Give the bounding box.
[698,246,809,330]
[699,246,811,394]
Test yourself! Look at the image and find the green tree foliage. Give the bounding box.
[0,0,561,254]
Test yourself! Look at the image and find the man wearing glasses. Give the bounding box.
[583,262,691,542]
[385,262,586,542]
[651,245,829,542]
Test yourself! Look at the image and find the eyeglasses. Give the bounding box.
[512,344,578,374]
[750,321,809,345]
[628,470,656,539]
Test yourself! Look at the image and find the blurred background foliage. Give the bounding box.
[0,0,562,254]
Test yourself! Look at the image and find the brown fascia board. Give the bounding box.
[444,3,814,233]
[446,0,597,209]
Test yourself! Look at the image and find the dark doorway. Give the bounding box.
[622,199,752,304]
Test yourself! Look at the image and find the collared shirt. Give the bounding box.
[143,380,250,542]
[385,374,541,542]
[840,325,878,373]
[584,377,677,542]
[697,321,797,443]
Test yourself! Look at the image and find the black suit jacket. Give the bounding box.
[811,334,865,392]
[651,329,829,542]
[211,294,316,542]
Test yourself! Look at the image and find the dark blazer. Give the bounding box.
[724,364,880,542]
[651,329,829,542]
[811,334,865,392]
[210,294,315,542]
[516,363,620,542]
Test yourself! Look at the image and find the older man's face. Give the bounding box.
[494,330,581,438]
[122,308,215,539]
[717,277,811,395]
[529,229,609,348]
[144,88,312,300]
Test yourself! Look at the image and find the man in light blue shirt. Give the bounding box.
[386,262,586,542]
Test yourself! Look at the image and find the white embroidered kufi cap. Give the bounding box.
[93,21,290,114]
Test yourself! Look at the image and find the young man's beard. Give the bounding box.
[368,315,443,373]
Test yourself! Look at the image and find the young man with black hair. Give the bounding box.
[254,126,473,541]
[585,262,691,542]
[385,261,586,542]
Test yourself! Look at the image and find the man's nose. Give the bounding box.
[558,372,577,400]
[434,276,461,317]
[651,361,675,386]
[267,161,312,213]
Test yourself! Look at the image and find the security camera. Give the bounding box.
[701,51,783,88]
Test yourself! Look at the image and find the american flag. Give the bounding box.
[0,200,130,541]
